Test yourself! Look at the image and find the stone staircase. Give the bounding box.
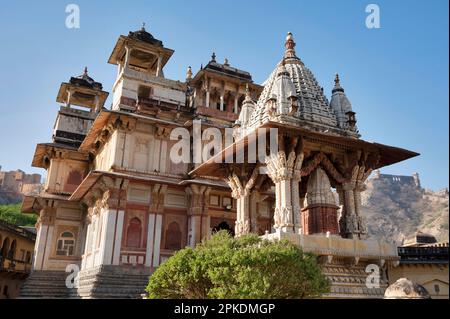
[76,265,152,299]
[19,271,75,298]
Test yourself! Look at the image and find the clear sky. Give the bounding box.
[0,0,448,190]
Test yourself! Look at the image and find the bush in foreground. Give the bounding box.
[146,231,330,299]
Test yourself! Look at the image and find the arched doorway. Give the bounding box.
[212,221,235,237]
[1,237,10,258]
[126,217,142,248]
[165,221,182,250]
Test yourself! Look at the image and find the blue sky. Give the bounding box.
[0,0,448,190]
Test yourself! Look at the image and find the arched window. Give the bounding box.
[8,240,16,259]
[1,237,10,258]
[165,222,182,250]
[56,231,75,256]
[25,251,32,264]
[126,217,142,248]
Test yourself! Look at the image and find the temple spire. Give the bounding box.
[244,83,252,102]
[186,66,192,81]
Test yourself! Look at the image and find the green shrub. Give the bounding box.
[146,231,330,299]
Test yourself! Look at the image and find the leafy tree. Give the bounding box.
[146,231,330,299]
[0,204,37,226]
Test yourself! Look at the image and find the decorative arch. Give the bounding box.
[300,152,346,184]
[165,221,182,250]
[126,217,142,248]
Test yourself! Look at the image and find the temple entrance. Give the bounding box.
[212,221,235,237]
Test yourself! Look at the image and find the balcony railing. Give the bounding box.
[0,256,32,273]
[398,246,449,263]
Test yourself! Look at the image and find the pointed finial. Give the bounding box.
[83,67,88,75]
[335,73,340,85]
[244,83,253,104]
[332,73,344,93]
[141,22,146,31]
[186,66,193,81]
[200,63,203,70]
[284,32,297,59]
[211,52,216,62]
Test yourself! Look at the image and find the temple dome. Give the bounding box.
[330,74,356,131]
[69,67,103,90]
[384,278,430,299]
[128,23,163,46]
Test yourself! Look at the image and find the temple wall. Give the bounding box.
[112,71,186,110]
[34,203,84,271]
[45,158,88,194]
[388,264,449,299]
[94,130,118,171]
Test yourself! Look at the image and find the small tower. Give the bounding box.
[54,68,109,147]
[412,172,421,188]
[108,24,184,112]
[56,67,109,113]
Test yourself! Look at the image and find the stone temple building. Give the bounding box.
[20,26,418,298]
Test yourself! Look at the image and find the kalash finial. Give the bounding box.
[141,22,146,31]
[335,73,340,85]
[211,52,216,62]
[332,73,345,93]
[284,32,297,59]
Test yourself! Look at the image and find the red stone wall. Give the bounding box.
[301,204,339,235]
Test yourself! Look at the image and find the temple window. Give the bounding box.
[434,284,440,294]
[165,221,182,250]
[1,237,10,258]
[25,251,32,263]
[64,170,83,193]
[56,231,75,256]
[126,217,142,248]
[138,85,152,101]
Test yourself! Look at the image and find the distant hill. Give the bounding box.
[362,172,449,244]
[0,191,22,205]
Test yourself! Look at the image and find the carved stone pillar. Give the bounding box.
[291,151,304,234]
[266,150,296,232]
[186,185,209,246]
[226,165,259,237]
[339,181,358,238]
[354,182,367,239]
